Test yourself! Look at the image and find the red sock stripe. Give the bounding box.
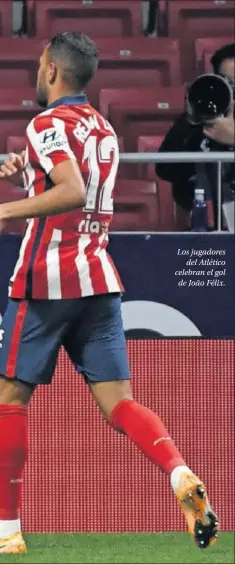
[6,301,28,379]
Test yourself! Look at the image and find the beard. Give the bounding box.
[36,82,48,108]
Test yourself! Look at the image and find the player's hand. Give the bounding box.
[203,107,235,146]
[0,152,25,178]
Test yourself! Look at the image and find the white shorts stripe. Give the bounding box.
[75,235,94,296]
[46,229,62,299]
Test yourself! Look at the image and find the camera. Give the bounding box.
[186,73,233,125]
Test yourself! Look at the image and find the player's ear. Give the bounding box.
[47,62,57,86]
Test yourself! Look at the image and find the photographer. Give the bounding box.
[156,43,235,230]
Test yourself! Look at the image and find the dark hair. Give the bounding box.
[210,43,235,74]
[47,31,99,89]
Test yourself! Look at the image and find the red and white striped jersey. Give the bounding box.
[9,95,124,300]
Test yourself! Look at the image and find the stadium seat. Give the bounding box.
[195,37,234,74]
[111,180,158,231]
[137,135,164,181]
[138,136,164,153]
[118,137,124,152]
[87,38,181,108]
[7,136,27,154]
[131,137,176,231]
[0,37,181,109]
[0,38,45,89]
[108,86,186,151]
[116,137,134,179]
[0,1,12,36]
[158,182,201,232]
[117,136,128,177]
[138,136,183,230]
[167,1,235,80]
[30,1,142,38]
[174,204,191,232]
[0,89,36,106]
[99,86,184,120]
[156,179,176,232]
[0,93,39,152]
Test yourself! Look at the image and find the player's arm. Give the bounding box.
[0,159,86,222]
[0,117,87,225]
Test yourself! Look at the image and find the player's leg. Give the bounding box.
[90,379,218,549]
[0,377,34,554]
[89,379,186,472]
[65,293,218,549]
[0,298,68,554]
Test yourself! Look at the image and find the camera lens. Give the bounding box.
[186,74,233,124]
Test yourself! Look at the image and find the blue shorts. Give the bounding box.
[0,294,130,386]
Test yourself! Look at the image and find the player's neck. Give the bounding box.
[47,89,85,106]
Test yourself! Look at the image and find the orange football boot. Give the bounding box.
[176,472,219,549]
[0,532,26,554]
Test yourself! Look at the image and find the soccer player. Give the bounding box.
[0,32,218,554]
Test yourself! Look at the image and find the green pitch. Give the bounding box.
[1,533,234,564]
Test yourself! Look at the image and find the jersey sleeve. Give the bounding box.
[26,113,76,175]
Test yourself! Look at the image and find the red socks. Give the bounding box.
[0,400,184,523]
[0,405,28,520]
[110,399,185,474]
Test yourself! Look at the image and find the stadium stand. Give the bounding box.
[6,135,27,155]
[108,88,185,151]
[0,89,39,153]
[0,38,45,89]
[0,0,233,231]
[111,179,159,231]
[137,135,164,181]
[166,1,234,80]
[0,36,181,106]
[28,1,143,38]
[87,37,182,108]
[99,85,185,120]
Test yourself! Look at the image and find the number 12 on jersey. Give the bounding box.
[82,135,119,214]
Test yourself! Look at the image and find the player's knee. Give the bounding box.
[0,375,34,405]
